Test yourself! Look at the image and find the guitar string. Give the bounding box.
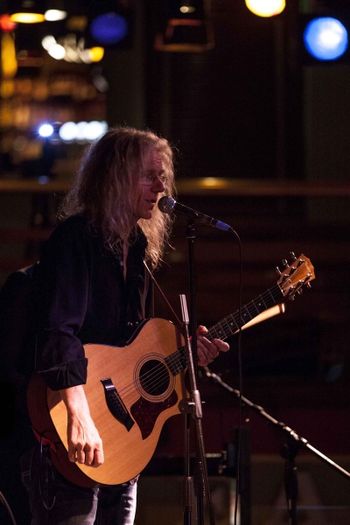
[209,285,279,333]
[209,262,309,341]
[111,350,185,400]
[110,285,284,400]
[208,284,280,339]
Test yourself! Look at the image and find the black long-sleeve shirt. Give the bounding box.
[34,215,152,391]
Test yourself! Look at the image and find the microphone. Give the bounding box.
[158,196,231,232]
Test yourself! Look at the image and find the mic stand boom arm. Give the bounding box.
[204,367,350,525]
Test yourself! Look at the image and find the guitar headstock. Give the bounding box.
[277,252,315,300]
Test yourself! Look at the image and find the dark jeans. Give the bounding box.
[20,446,137,525]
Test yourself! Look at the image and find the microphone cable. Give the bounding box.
[0,491,17,525]
[227,225,244,525]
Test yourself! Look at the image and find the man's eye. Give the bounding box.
[141,172,167,184]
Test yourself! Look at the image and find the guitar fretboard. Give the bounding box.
[207,283,283,342]
[165,347,186,375]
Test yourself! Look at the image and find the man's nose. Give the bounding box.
[152,177,165,192]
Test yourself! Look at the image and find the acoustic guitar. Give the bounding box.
[27,253,315,487]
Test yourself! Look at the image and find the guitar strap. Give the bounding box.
[143,260,182,327]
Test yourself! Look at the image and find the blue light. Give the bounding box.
[90,12,128,45]
[304,17,348,61]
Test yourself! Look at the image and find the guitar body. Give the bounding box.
[27,318,185,487]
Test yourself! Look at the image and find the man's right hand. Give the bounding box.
[60,385,104,467]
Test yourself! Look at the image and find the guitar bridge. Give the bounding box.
[100,378,135,431]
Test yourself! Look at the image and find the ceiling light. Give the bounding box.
[45,9,67,22]
[44,0,67,21]
[10,0,46,24]
[180,3,196,15]
[245,0,285,18]
[154,0,214,52]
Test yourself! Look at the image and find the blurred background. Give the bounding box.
[0,0,349,523]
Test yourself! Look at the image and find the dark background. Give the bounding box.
[0,1,350,523]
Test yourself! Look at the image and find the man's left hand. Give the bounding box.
[196,325,230,366]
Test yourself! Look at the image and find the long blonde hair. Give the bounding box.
[59,127,175,268]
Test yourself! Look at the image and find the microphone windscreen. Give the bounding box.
[158,196,176,214]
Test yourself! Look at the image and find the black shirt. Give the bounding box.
[35,215,152,390]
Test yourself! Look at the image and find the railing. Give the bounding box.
[0,177,349,196]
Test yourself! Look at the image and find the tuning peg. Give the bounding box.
[282,259,288,267]
[307,282,312,289]
[297,288,303,295]
[289,251,297,261]
[276,266,282,275]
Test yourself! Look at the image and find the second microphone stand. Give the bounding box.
[204,367,350,525]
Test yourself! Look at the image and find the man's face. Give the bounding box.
[134,149,166,220]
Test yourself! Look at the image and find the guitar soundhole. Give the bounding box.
[139,360,170,396]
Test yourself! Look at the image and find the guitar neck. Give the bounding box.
[168,282,287,374]
[207,283,283,342]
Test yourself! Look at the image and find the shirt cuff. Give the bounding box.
[38,357,88,390]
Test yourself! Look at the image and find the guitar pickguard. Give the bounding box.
[130,390,178,440]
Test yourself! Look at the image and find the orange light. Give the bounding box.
[1,32,18,79]
[0,15,17,32]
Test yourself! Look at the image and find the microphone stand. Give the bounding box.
[204,368,350,525]
[181,221,215,525]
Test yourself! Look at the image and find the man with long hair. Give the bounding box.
[22,127,229,524]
